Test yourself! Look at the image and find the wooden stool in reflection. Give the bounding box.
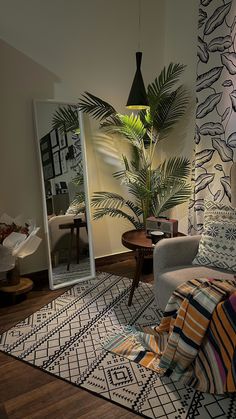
[59,218,87,270]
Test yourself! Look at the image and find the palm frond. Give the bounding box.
[147,63,186,100]
[91,191,127,210]
[152,86,189,138]
[152,179,191,216]
[109,114,146,151]
[52,105,79,133]
[149,160,191,216]
[100,115,122,128]
[112,155,131,180]
[125,200,143,217]
[78,92,117,121]
[127,168,155,220]
[92,207,143,229]
[127,182,151,200]
[91,191,142,220]
[112,168,132,182]
[113,162,147,183]
[158,157,191,181]
[127,180,152,210]
[122,154,131,171]
[130,148,142,171]
[150,167,161,183]
[131,167,150,186]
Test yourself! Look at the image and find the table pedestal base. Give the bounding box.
[0,278,33,304]
[128,248,152,306]
[122,229,183,306]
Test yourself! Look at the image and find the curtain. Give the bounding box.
[189,0,236,234]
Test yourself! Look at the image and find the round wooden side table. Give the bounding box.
[122,229,183,306]
[122,230,154,306]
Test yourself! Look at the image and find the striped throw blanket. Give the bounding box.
[103,278,236,394]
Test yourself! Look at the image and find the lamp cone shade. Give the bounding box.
[126,52,149,110]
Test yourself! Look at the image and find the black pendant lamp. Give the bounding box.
[126,51,149,110]
[126,0,149,110]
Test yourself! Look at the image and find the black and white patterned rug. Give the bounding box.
[0,272,235,418]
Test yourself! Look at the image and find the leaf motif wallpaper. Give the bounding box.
[189,0,236,233]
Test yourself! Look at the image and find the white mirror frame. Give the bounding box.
[33,99,95,289]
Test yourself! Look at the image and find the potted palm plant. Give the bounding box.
[53,63,191,229]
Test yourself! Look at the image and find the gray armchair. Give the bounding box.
[153,162,236,311]
[153,235,235,311]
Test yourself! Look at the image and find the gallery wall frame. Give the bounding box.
[50,129,59,149]
[40,133,55,181]
[40,128,70,181]
[58,129,68,149]
[52,150,62,176]
[60,148,68,174]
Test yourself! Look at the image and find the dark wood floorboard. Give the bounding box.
[0,256,153,419]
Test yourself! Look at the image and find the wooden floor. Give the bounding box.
[0,254,153,419]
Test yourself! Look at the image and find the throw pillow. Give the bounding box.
[193,201,236,272]
[66,202,83,215]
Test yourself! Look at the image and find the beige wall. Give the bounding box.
[0,0,198,273]
[0,39,58,273]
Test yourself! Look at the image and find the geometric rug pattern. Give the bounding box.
[0,272,235,418]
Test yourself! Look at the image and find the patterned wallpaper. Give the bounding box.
[189,0,236,233]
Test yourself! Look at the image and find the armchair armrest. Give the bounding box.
[153,235,201,275]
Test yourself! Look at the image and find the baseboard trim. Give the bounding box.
[95,251,133,267]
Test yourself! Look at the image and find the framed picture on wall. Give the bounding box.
[53,151,62,176]
[60,148,68,174]
[43,163,54,181]
[57,129,68,149]
[50,129,58,148]
[40,134,55,180]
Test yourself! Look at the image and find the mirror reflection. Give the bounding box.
[34,101,95,289]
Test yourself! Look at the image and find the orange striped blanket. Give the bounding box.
[104,278,236,394]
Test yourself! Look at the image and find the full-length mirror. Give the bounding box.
[34,100,95,289]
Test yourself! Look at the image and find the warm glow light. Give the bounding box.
[126,104,150,110]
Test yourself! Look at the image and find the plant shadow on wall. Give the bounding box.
[53,63,191,229]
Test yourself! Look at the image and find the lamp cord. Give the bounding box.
[138,0,141,51]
